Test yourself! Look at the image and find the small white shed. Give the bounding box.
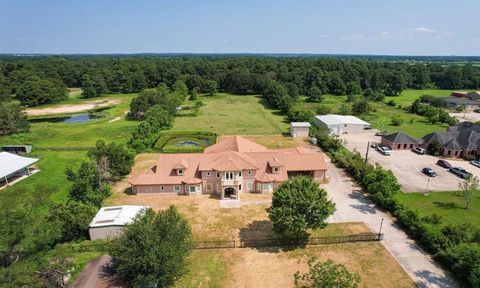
[89,205,149,240]
[314,115,370,135]
[290,122,311,137]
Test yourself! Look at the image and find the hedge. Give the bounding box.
[313,129,480,287]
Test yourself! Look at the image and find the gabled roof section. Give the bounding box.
[268,156,283,167]
[204,136,268,153]
[382,132,417,144]
[172,159,188,169]
[198,151,258,171]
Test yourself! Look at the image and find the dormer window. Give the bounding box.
[273,167,280,173]
[177,169,184,175]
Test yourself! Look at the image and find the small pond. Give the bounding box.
[30,113,100,124]
[175,139,210,147]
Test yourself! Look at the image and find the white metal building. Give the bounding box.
[314,114,370,135]
[0,152,39,186]
[89,205,149,240]
[290,122,311,137]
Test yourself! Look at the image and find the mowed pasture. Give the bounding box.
[295,89,453,138]
[396,191,480,227]
[172,93,290,135]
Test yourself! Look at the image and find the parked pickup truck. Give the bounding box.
[449,167,472,179]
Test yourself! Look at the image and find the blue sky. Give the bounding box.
[0,0,479,55]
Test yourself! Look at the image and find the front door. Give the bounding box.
[224,187,236,199]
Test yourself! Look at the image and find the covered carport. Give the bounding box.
[0,152,39,189]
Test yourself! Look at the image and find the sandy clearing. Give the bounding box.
[26,99,120,116]
[108,116,122,123]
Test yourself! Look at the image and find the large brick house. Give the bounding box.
[129,136,327,199]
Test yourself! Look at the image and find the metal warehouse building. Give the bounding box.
[89,205,149,240]
[314,114,370,135]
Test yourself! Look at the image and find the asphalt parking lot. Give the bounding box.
[340,131,480,192]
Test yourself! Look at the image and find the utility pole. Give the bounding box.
[378,217,384,238]
[365,141,370,164]
[424,178,430,196]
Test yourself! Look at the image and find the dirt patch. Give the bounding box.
[221,242,414,288]
[26,99,120,116]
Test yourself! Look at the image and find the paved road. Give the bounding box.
[320,156,458,288]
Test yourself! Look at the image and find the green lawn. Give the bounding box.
[294,90,448,138]
[172,93,290,135]
[384,89,452,107]
[396,191,480,227]
[0,93,139,147]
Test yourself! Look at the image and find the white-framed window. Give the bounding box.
[174,185,180,192]
[248,171,252,176]
[273,167,279,173]
[239,184,242,191]
[206,183,212,191]
[189,186,197,193]
[262,183,272,191]
[238,171,242,177]
[206,171,211,176]
[160,186,165,191]
[177,169,184,175]
[216,172,220,178]
[247,182,253,191]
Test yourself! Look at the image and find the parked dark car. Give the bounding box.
[375,131,386,136]
[470,160,480,168]
[436,159,452,169]
[412,147,426,155]
[449,167,472,179]
[370,142,378,149]
[422,167,437,177]
[474,108,480,113]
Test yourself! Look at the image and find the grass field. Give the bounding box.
[384,89,452,106]
[295,90,449,138]
[172,93,290,135]
[0,93,139,148]
[396,191,480,227]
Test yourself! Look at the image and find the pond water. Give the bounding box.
[30,113,99,124]
[175,139,210,147]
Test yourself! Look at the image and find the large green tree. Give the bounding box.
[0,101,29,136]
[48,201,97,242]
[267,176,335,236]
[110,206,193,287]
[88,140,135,180]
[15,78,67,106]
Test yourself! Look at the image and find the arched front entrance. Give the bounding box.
[223,187,237,199]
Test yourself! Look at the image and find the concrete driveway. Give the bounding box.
[450,112,480,123]
[320,154,458,288]
[340,131,480,192]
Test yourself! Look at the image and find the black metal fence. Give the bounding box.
[194,233,384,249]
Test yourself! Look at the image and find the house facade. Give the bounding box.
[129,136,327,199]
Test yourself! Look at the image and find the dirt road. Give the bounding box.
[26,99,120,116]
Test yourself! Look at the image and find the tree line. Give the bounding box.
[1,56,479,106]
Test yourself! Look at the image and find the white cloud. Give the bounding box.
[414,27,436,33]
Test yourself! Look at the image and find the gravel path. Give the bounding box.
[320,155,458,288]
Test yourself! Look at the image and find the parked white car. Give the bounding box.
[377,146,392,156]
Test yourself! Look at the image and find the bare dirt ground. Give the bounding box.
[222,242,414,288]
[26,99,120,116]
[340,131,480,192]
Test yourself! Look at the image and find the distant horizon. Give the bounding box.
[1,0,479,56]
[1,52,479,58]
